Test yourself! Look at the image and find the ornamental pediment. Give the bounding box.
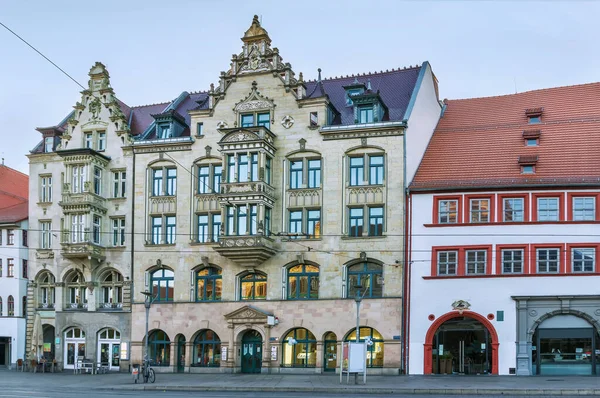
[221,130,261,143]
[224,305,272,321]
[233,81,275,113]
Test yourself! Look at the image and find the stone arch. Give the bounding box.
[34,269,56,282]
[423,310,499,375]
[345,144,386,155]
[285,148,321,159]
[527,309,600,343]
[147,158,176,168]
[234,325,266,343]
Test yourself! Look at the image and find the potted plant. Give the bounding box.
[440,352,453,374]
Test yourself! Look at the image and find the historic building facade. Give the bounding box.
[127,16,442,374]
[407,83,600,376]
[27,65,135,371]
[0,164,29,368]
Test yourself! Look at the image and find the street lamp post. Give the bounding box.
[141,291,154,365]
[354,284,363,384]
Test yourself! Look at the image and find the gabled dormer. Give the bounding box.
[151,110,188,139]
[345,79,388,124]
[343,78,366,106]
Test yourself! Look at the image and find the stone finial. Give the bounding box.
[299,138,306,150]
[317,68,322,82]
[298,72,304,82]
[242,14,270,44]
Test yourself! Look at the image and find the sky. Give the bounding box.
[1,0,599,174]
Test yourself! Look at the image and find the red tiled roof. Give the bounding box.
[0,164,28,203]
[411,82,600,190]
[0,202,28,224]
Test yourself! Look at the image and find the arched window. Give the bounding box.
[148,330,170,366]
[65,327,85,339]
[287,263,319,300]
[344,327,384,368]
[282,328,317,368]
[65,270,87,308]
[7,295,14,316]
[239,272,267,300]
[346,260,383,298]
[98,328,121,340]
[99,270,123,308]
[192,329,221,367]
[37,271,55,309]
[195,267,222,302]
[151,269,174,302]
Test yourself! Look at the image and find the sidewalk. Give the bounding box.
[5,370,600,395]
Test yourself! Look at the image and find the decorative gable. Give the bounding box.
[224,305,272,321]
[233,81,276,123]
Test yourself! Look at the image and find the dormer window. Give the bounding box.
[346,88,364,106]
[518,155,538,174]
[150,110,188,140]
[525,107,543,124]
[522,165,535,174]
[240,112,270,129]
[526,139,538,146]
[523,129,541,147]
[528,116,541,124]
[159,125,171,139]
[44,137,54,153]
[358,106,374,124]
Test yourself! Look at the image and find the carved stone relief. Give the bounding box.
[281,115,294,129]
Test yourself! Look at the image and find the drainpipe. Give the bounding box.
[400,127,408,374]
[130,150,136,318]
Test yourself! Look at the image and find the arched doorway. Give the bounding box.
[176,334,186,373]
[64,327,86,369]
[424,311,499,375]
[323,332,337,372]
[241,330,262,373]
[42,325,55,361]
[97,328,121,371]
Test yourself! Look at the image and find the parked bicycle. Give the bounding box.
[133,356,155,384]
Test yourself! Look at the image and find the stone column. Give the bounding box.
[315,341,323,373]
[263,325,271,371]
[169,342,176,372]
[86,283,97,312]
[515,299,531,376]
[226,324,235,369]
[54,283,64,312]
[185,341,192,370]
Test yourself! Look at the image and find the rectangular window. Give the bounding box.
[197,214,209,243]
[166,168,177,195]
[213,165,222,193]
[236,205,248,235]
[257,112,270,129]
[227,155,235,183]
[437,251,457,275]
[265,157,272,185]
[97,131,106,151]
[93,167,102,195]
[438,200,458,224]
[537,248,560,273]
[159,125,171,139]
[22,230,27,247]
[470,199,490,223]
[349,208,364,237]
[22,259,28,279]
[249,205,258,235]
[113,171,126,198]
[250,153,259,182]
[572,248,595,273]
[466,250,487,274]
[369,155,384,185]
[165,216,176,244]
[41,222,52,249]
[522,165,535,174]
[71,214,85,243]
[358,106,374,123]
[0,259,2,277]
[151,216,162,244]
[71,165,85,193]
[537,197,559,221]
[368,207,384,236]
[526,138,538,146]
[503,198,524,222]
[84,133,93,149]
[528,116,541,124]
[92,215,101,244]
[7,258,14,277]
[197,166,210,194]
[310,111,318,127]
[502,249,524,274]
[211,213,221,242]
[41,176,52,202]
[573,197,596,221]
[238,154,249,183]
[226,206,235,235]
[308,159,321,188]
[264,207,271,237]
[196,122,204,136]
[112,218,125,246]
[7,229,14,245]
[152,169,163,196]
[290,161,303,189]
[241,114,254,127]
[44,137,54,153]
[307,209,321,239]
[289,210,302,237]
[349,157,364,186]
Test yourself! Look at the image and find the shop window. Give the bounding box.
[282,328,317,368]
[195,267,222,302]
[193,330,221,367]
[346,261,383,298]
[344,327,384,368]
[239,272,267,300]
[287,263,319,300]
[151,269,174,302]
[148,330,170,366]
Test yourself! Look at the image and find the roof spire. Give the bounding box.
[317,68,322,82]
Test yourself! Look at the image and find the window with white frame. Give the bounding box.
[572,248,595,273]
[501,249,524,274]
[536,248,560,273]
[466,250,487,274]
[83,130,106,150]
[44,137,54,153]
[40,221,52,249]
[438,200,458,223]
[112,171,126,198]
[537,197,559,221]
[71,165,86,193]
[572,197,596,221]
[112,218,125,246]
[93,166,102,195]
[7,259,14,277]
[437,251,457,275]
[503,198,524,222]
[40,175,52,202]
[469,199,490,223]
[70,214,86,243]
[97,132,106,151]
[7,229,14,245]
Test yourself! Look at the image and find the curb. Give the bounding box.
[94,385,600,395]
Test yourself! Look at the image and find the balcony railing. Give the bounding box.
[213,235,278,267]
[65,303,88,310]
[37,303,55,310]
[61,241,105,260]
[59,191,107,211]
[220,180,276,200]
[99,302,123,310]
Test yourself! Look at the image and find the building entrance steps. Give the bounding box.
[3,371,600,395]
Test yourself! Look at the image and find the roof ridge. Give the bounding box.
[130,101,172,109]
[447,81,600,103]
[304,64,421,83]
[0,164,29,178]
[188,90,208,95]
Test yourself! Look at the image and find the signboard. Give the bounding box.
[271,346,277,361]
[54,337,60,345]
[120,342,129,360]
[221,347,228,362]
[340,342,367,384]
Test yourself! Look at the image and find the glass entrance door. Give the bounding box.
[65,341,86,369]
[323,332,337,372]
[99,342,121,370]
[241,330,262,374]
[177,337,186,373]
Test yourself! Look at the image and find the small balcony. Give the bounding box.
[59,190,107,212]
[64,303,88,311]
[213,235,278,267]
[61,242,105,261]
[98,302,123,311]
[220,180,276,201]
[37,303,55,310]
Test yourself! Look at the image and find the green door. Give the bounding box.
[177,336,186,373]
[323,332,338,372]
[241,330,262,374]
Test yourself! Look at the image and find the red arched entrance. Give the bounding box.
[424,311,499,375]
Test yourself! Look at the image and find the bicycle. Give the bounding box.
[134,356,155,384]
